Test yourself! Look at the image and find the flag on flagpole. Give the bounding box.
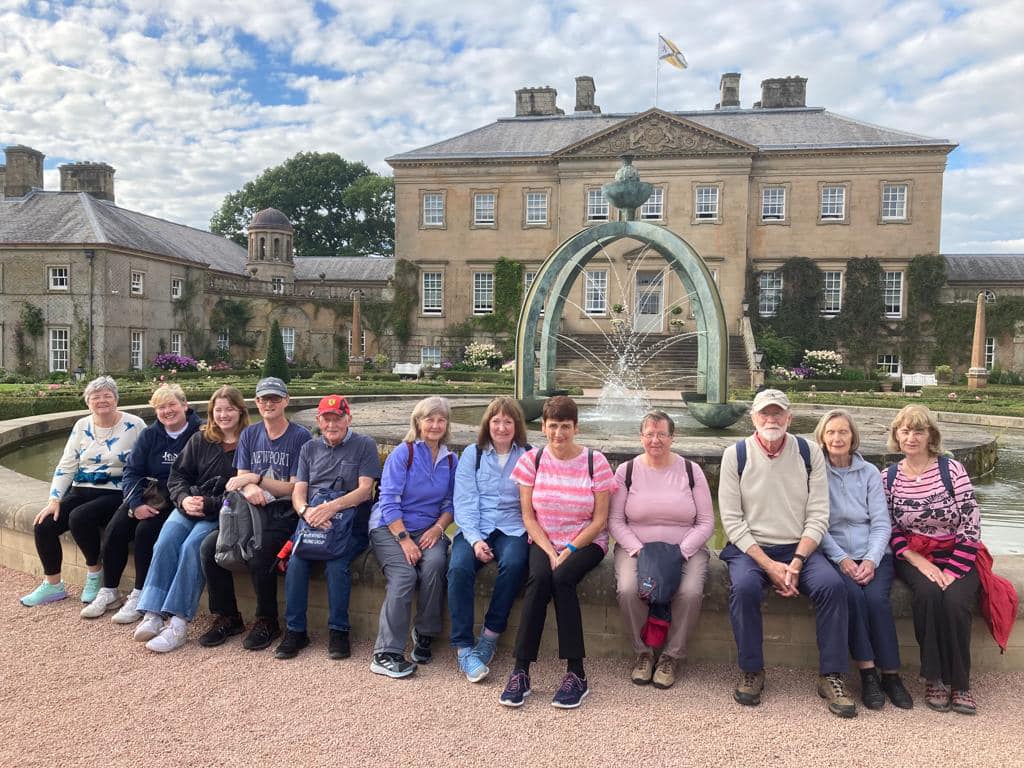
[658,34,687,70]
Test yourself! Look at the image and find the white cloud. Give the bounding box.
[0,0,1021,252]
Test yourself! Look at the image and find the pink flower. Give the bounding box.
[948,392,957,400]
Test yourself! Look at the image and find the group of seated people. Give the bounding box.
[19,377,1000,717]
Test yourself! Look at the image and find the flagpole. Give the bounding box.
[655,35,661,107]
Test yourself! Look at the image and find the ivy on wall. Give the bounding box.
[171,271,208,357]
[752,258,828,366]
[15,303,44,373]
[902,253,946,364]
[210,297,256,351]
[834,257,887,373]
[389,259,419,348]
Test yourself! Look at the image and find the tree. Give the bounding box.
[210,152,394,259]
[262,320,290,383]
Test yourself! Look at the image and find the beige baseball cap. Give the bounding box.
[751,388,791,413]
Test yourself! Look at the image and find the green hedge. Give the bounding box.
[768,379,880,392]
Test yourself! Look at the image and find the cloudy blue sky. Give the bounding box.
[1,0,1021,252]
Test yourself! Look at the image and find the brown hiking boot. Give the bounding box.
[630,652,654,685]
[652,655,676,689]
[818,673,857,718]
[734,670,765,706]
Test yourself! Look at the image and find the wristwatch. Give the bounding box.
[299,505,309,519]
[396,530,409,542]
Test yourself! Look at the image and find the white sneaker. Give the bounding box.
[146,617,188,653]
[111,589,142,624]
[133,612,164,642]
[80,588,122,619]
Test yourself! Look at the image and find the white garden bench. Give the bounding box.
[392,363,424,379]
[901,372,938,391]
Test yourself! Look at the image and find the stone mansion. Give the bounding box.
[2,72,1022,378]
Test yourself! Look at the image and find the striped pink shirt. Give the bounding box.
[511,446,614,553]
[882,458,981,579]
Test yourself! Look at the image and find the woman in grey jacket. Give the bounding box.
[814,409,913,711]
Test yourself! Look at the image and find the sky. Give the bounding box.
[1,0,1022,253]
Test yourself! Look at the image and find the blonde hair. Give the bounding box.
[150,383,188,408]
[404,396,451,444]
[476,396,528,450]
[887,404,944,456]
[813,409,861,460]
[201,385,250,444]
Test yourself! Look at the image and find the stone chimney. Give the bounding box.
[3,145,45,198]
[60,162,116,202]
[758,76,807,109]
[515,86,564,117]
[0,164,6,196]
[717,72,741,109]
[574,76,601,113]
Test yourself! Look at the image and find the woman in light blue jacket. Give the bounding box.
[815,409,913,711]
[447,396,530,683]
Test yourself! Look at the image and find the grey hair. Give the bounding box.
[83,375,118,404]
[640,410,675,436]
[404,396,451,444]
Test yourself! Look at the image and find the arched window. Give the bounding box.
[287,240,293,261]
[984,289,996,304]
[258,237,266,260]
[273,238,281,260]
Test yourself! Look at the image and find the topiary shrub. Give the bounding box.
[262,320,291,383]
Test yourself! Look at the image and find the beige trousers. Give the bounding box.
[613,544,709,660]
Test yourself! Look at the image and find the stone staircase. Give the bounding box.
[552,333,749,392]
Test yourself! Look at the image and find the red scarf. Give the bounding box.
[905,534,1018,652]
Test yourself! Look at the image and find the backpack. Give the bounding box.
[474,442,533,472]
[735,435,812,490]
[885,455,956,499]
[532,445,594,479]
[214,490,264,571]
[623,455,695,493]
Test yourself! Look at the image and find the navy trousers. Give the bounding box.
[835,554,901,670]
[720,542,848,674]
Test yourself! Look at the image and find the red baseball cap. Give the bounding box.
[317,395,350,416]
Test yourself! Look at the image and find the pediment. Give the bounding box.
[555,109,755,159]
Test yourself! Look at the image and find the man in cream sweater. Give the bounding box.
[718,389,855,718]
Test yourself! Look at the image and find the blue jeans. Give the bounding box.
[137,509,217,621]
[837,554,901,670]
[285,529,368,633]
[720,542,849,675]
[447,530,529,648]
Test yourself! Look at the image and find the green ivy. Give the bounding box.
[210,297,256,351]
[834,257,887,373]
[389,259,419,348]
[903,254,946,364]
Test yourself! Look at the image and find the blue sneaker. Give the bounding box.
[551,672,589,709]
[20,580,68,607]
[81,571,102,603]
[457,647,489,683]
[473,632,498,666]
[499,669,531,708]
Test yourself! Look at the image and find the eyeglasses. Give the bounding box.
[896,428,927,438]
[257,395,284,404]
[641,432,671,441]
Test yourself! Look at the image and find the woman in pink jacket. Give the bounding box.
[609,410,714,689]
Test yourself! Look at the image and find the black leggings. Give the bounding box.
[101,502,169,590]
[33,487,123,576]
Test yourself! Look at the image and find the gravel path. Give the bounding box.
[2,565,1021,768]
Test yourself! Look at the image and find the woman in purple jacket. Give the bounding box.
[367,396,457,679]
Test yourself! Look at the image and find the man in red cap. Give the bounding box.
[275,395,381,661]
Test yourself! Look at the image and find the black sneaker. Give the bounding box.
[860,668,886,710]
[274,629,310,660]
[328,629,351,660]
[242,617,281,651]
[411,628,433,664]
[880,673,914,710]
[370,652,417,679]
[198,613,245,648]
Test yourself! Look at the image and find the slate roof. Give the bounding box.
[293,256,394,283]
[387,107,954,162]
[0,191,248,274]
[944,254,1024,283]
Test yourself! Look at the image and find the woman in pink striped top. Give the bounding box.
[882,405,980,715]
[498,396,614,710]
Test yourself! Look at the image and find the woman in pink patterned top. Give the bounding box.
[882,404,980,715]
[498,396,614,710]
[609,410,713,690]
